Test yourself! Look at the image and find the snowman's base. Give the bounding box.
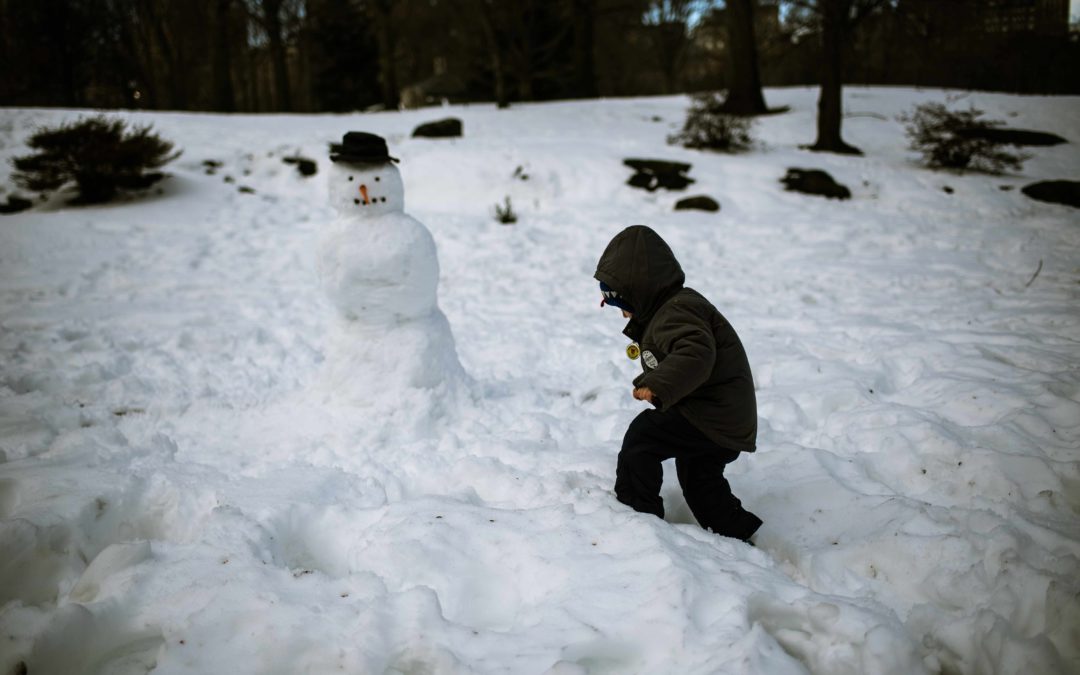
[315,312,467,423]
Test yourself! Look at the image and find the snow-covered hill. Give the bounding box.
[1,87,1078,675]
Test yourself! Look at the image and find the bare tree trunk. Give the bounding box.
[516,47,535,102]
[572,0,597,98]
[141,0,188,109]
[644,0,691,95]
[0,0,13,104]
[655,21,685,94]
[297,15,313,112]
[810,0,861,154]
[510,2,536,101]
[212,0,236,111]
[127,9,160,108]
[721,0,768,115]
[369,0,399,109]
[56,1,80,106]
[260,0,292,111]
[476,1,509,107]
[245,38,260,111]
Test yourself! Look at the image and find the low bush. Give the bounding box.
[12,115,179,204]
[0,195,33,214]
[668,93,754,153]
[899,103,1028,174]
[494,196,517,224]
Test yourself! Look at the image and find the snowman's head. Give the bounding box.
[327,132,405,217]
[328,160,405,217]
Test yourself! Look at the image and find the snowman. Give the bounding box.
[317,132,464,403]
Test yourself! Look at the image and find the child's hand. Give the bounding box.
[633,387,655,404]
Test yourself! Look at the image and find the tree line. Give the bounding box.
[1,0,1076,120]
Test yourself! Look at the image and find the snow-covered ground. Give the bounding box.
[1,87,1077,675]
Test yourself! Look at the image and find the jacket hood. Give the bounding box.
[594,225,685,324]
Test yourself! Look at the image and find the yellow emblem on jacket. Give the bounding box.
[626,343,640,360]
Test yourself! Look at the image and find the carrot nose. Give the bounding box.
[359,184,369,205]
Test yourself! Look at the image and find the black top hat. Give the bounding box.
[329,131,399,164]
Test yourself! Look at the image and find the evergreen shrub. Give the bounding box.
[12,115,179,204]
[668,93,754,153]
[494,196,517,224]
[899,103,1028,174]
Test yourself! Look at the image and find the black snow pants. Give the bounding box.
[615,408,762,542]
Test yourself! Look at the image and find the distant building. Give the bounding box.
[400,56,469,110]
[901,0,1069,38]
[981,0,1069,35]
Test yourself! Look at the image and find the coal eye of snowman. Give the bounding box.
[375,177,380,182]
[348,176,353,181]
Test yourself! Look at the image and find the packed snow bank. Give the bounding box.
[1,88,1078,674]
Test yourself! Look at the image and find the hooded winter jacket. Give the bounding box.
[595,225,757,452]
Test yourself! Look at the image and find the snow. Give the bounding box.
[1,87,1078,675]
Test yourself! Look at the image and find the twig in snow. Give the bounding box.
[843,112,888,121]
[1025,259,1043,288]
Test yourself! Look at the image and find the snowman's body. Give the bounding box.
[317,159,463,397]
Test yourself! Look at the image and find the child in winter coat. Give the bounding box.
[595,225,762,542]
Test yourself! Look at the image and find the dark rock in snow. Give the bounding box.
[0,195,33,214]
[624,158,691,176]
[412,118,463,138]
[1021,180,1080,209]
[956,127,1067,147]
[624,158,695,192]
[675,195,720,212]
[283,156,317,177]
[780,168,851,200]
[238,186,256,194]
[627,172,657,190]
